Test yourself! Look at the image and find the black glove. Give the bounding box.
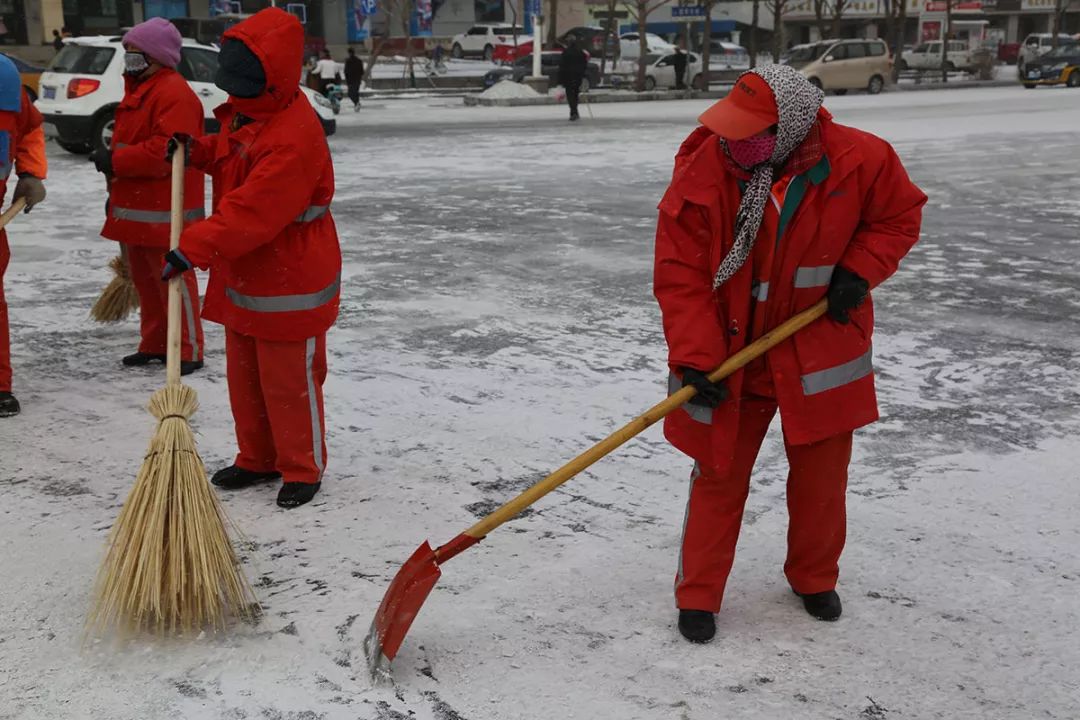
[161,249,194,281]
[680,367,729,408]
[827,266,869,325]
[89,147,112,176]
[165,133,193,164]
[12,175,46,213]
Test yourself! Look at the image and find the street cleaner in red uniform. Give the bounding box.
[0,55,47,418]
[91,17,206,375]
[654,65,926,643]
[161,8,341,508]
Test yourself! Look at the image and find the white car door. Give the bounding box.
[652,55,675,88]
[179,46,227,120]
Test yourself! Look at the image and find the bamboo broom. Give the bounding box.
[87,151,258,637]
[90,247,139,323]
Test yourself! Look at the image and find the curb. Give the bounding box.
[463,89,728,107]
[891,79,1018,91]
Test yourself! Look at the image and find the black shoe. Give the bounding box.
[277,482,321,509]
[180,359,204,376]
[211,465,281,490]
[678,609,716,644]
[795,589,842,621]
[0,392,20,418]
[123,351,166,367]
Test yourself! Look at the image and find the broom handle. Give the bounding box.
[0,198,27,229]
[456,299,829,545]
[165,151,185,388]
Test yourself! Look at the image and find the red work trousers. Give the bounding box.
[675,393,853,613]
[225,329,327,485]
[126,243,204,362]
[0,232,11,392]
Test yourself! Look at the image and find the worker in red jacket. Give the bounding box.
[161,8,340,509]
[654,65,926,643]
[91,17,206,375]
[0,56,48,418]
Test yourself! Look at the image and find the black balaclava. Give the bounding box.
[216,38,267,98]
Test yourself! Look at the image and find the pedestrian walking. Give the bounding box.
[161,8,341,509]
[52,29,64,52]
[89,17,206,377]
[0,55,48,418]
[344,46,364,110]
[653,65,927,643]
[314,48,339,97]
[673,43,688,90]
[558,36,588,122]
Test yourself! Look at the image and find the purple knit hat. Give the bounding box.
[123,17,183,69]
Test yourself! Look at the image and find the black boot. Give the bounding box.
[180,359,204,376]
[795,589,842,621]
[123,351,166,367]
[678,609,716,644]
[277,482,321,509]
[0,391,20,418]
[211,465,281,490]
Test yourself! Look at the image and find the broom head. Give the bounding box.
[88,383,259,637]
[90,255,140,323]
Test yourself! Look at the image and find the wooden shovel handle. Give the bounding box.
[0,198,27,230]
[461,298,830,541]
[165,151,185,387]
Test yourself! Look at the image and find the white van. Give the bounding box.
[900,40,973,71]
[35,35,336,155]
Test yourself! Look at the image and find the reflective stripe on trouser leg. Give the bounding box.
[675,463,702,587]
[783,430,853,594]
[0,234,11,391]
[305,337,325,478]
[178,278,201,360]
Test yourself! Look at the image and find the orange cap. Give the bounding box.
[698,73,778,141]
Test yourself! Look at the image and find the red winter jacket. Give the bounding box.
[654,116,926,474]
[102,69,205,248]
[178,8,340,342]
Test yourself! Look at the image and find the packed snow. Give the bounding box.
[479,79,541,100]
[1,86,1078,719]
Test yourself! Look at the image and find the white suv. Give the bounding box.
[450,25,524,61]
[35,35,336,155]
[900,40,972,71]
[1018,33,1075,73]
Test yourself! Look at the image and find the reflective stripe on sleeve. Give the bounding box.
[801,347,873,396]
[794,264,835,288]
[668,372,713,425]
[752,281,769,302]
[295,205,330,223]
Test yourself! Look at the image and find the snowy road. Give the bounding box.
[2,87,1078,719]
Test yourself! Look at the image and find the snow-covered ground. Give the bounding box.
[2,87,1078,719]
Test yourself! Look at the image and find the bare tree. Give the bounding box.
[622,0,673,91]
[749,0,760,68]
[548,0,560,47]
[829,0,850,38]
[1052,0,1078,48]
[702,0,717,89]
[940,0,952,83]
[599,0,620,78]
[813,0,830,38]
[765,0,790,62]
[882,0,909,82]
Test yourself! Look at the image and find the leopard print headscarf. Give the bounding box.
[712,64,824,289]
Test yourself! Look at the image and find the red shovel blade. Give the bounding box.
[364,541,442,681]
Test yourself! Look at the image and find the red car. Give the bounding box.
[998,42,1021,65]
[493,38,538,64]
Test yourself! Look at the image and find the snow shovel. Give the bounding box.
[0,197,27,229]
[364,298,830,680]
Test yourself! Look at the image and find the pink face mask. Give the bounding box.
[728,133,777,169]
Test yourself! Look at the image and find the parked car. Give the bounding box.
[483,51,601,91]
[491,37,536,64]
[35,35,336,155]
[619,32,676,60]
[450,24,523,61]
[785,38,891,94]
[1021,42,1080,88]
[708,40,750,69]
[169,14,250,47]
[611,52,704,90]
[558,26,617,58]
[1,52,46,100]
[998,42,1021,65]
[900,40,972,71]
[1018,33,1075,73]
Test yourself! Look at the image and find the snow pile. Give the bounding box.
[480,80,540,100]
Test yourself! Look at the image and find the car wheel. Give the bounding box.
[1068,69,1080,87]
[93,109,116,154]
[1022,82,1036,89]
[867,74,884,95]
[483,45,494,62]
[644,76,656,91]
[57,140,92,155]
[808,76,823,90]
[451,43,463,59]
